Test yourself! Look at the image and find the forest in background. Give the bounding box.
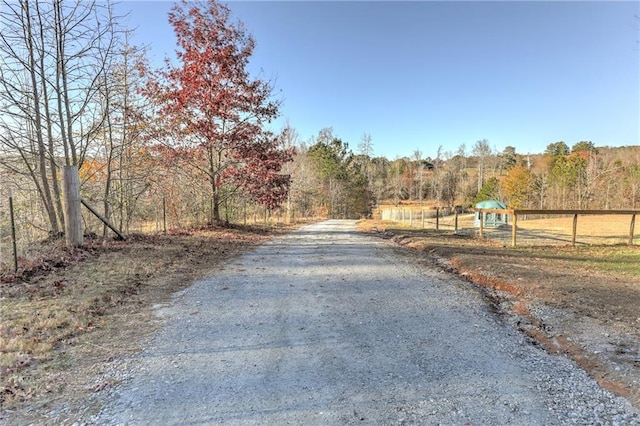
[1,1,639,261]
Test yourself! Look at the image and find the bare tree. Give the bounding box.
[472,139,493,194]
[412,149,423,202]
[358,132,374,193]
[0,1,59,232]
[0,0,124,234]
[95,37,155,234]
[358,133,374,158]
[279,120,300,220]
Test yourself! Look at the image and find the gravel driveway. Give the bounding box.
[95,220,638,425]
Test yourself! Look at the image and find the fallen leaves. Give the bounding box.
[0,224,279,409]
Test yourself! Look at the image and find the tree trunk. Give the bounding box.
[103,106,114,238]
[212,185,221,223]
[24,1,59,234]
[54,0,78,165]
[53,0,70,164]
[36,4,65,231]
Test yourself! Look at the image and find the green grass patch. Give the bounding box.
[525,245,640,277]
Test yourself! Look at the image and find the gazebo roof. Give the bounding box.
[475,200,507,209]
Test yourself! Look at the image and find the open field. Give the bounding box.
[379,211,638,247]
[481,214,637,246]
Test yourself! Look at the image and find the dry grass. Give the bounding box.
[488,214,637,246]
[377,213,638,246]
[0,224,296,415]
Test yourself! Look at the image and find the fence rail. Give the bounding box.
[379,207,639,247]
[476,209,638,247]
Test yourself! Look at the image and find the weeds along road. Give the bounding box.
[95,220,638,425]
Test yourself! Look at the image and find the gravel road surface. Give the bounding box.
[95,220,638,425]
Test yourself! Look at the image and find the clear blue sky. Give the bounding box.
[119,1,640,160]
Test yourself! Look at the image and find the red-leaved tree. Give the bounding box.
[143,0,292,223]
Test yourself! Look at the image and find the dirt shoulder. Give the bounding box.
[358,220,640,408]
[0,224,296,423]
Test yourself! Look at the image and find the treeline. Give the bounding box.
[286,135,640,219]
[1,1,639,249]
[361,140,640,211]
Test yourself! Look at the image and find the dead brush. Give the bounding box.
[0,374,35,406]
[0,226,277,411]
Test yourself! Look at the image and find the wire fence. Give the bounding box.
[380,207,470,231]
[5,200,637,273]
[0,195,298,273]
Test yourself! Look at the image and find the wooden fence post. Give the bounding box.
[421,208,425,229]
[63,165,83,247]
[479,210,484,238]
[511,212,518,247]
[572,214,578,246]
[454,210,459,234]
[436,207,439,231]
[630,214,636,246]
